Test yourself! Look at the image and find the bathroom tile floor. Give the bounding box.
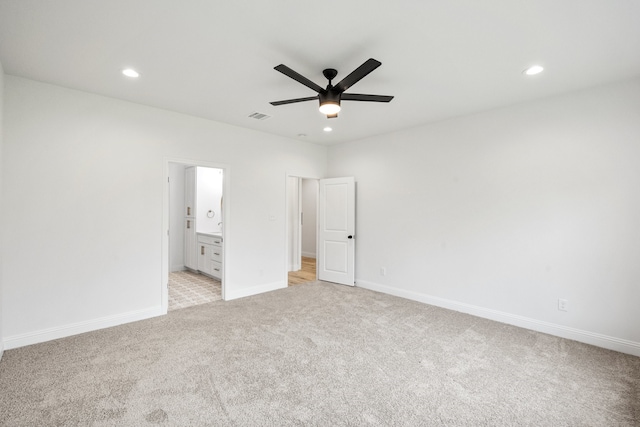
[168,270,222,311]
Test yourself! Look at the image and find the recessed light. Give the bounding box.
[122,68,140,78]
[523,65,544,76]
[323,127,332,132]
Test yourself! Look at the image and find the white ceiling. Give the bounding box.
[1,1,639,145]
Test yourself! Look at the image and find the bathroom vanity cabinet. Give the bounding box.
[197,233,223,279]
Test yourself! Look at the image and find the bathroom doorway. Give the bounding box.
[162,159,230,313]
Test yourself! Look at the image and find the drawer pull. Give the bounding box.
[214,252,220,256]
[201,246,205,255]
[187,220,191,229]
[214,240,221,244]
[214,268,220,272]
[187,206,191,216]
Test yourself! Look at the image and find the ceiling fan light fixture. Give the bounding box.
[319,101,341,115]
[270,59,393,116]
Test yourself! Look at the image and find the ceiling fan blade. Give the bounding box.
[341,93,394,102]
[270,96,318,106]
[333,58,382,93]
[274,64,325,93]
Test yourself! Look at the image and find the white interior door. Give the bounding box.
[318,177,355,286]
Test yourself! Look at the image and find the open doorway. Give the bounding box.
[163,160,229,313]
[286,177,319,286]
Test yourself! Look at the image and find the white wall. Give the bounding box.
[328,77,640,356]
[0,59,5,360]
[169,163,186,272]
[196,167,223,233]
[301,179,318,258]
[1,76,326,348]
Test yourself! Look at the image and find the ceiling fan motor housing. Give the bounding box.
[320,89,341,105]
[318,90,341,116]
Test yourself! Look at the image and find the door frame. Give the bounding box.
[162,157,231,313]
[287,176,302,272]
[284,172,320,285]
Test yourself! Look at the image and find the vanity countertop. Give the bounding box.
[197,231,222,239]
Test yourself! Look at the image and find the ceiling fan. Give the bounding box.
[270,58,394,119]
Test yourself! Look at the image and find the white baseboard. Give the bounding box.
[356,279,640,357]
[301,251,316,259]
[3,306,164,351]
[225,280,286,301]
[170,264,186,272]
[0,341,4,362]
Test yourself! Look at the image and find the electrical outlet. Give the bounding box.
[380,267,386,276]
[558,298,568,312]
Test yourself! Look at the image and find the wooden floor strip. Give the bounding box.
[288,256,316,286]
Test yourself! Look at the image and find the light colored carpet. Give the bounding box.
[0,282,638,426]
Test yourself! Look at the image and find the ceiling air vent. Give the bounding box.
[248,112,272,121]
